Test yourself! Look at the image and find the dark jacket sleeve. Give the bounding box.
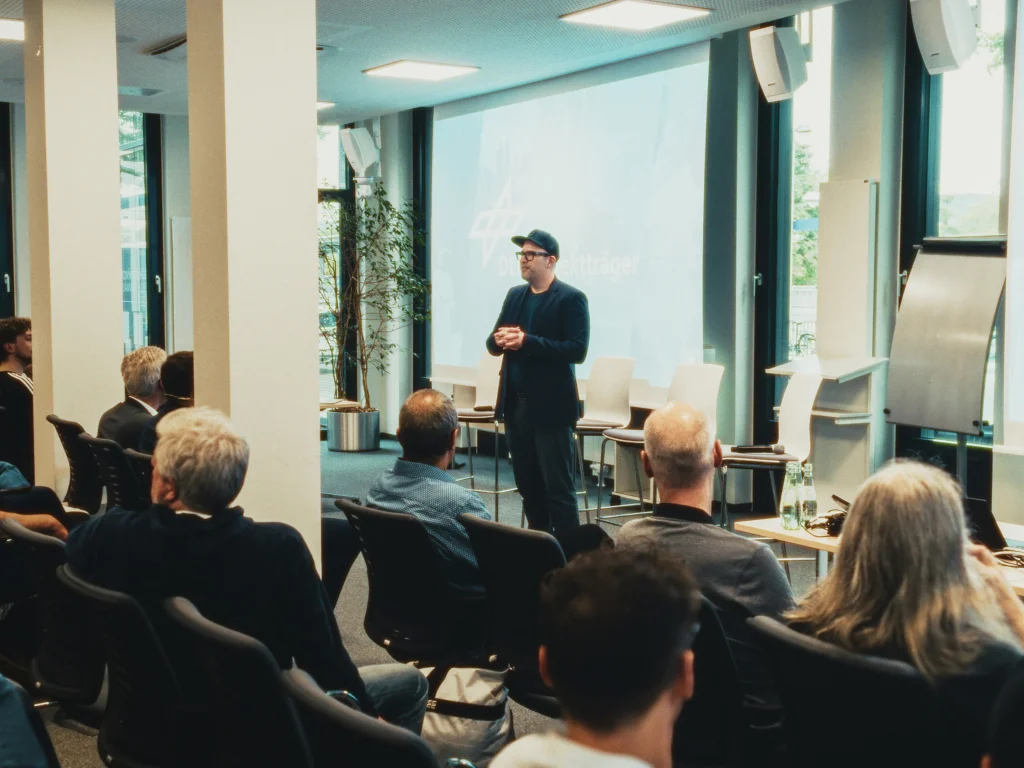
[520,290,590,364]
[486,289,515,356]
[280,532,376,716]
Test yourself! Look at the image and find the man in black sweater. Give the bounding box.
[0,317,34,484]
[67,406,428,731]
[487,229,590,537]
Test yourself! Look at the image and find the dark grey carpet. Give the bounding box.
[46,439,818,767]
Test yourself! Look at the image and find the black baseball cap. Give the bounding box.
[511,229,559,258]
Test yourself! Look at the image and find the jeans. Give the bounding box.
[505,397,580,539]
[360,663,429,734]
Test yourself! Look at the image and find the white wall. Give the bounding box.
[11,103,29,314]
[162,114,192,351]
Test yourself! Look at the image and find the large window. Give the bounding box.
[936,0,1007,237]
[787,7,833,360]
[317,126,349,402]
[119,111,149,352]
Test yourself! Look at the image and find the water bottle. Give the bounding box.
[780,463,801,530]
[800,463,817,525]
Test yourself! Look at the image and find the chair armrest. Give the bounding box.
[324,689,362,712]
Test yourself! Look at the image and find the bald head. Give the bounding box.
[643,403,716,491]
[397,389,459,463]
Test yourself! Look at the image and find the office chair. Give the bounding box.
[336,499,486,666]
[123,449,154,501]
[78,435,149,512]
[748,616,977,768]
[459,513,564,718]
[0,519,105,727]
[283,668,448,768]
[163,597,314,768]
[45,415,103,514]
[57,565,186,768]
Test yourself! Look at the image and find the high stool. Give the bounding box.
[593,363,726,526]
[573,357,635,522]
[456,352,517,521]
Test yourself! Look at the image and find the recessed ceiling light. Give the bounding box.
[363,60,478,82]
[561,0,709,31]
[317,101,335,110]
[0,19,24,42]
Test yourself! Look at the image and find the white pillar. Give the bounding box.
[186,0,321,554]
[23,0,124,488]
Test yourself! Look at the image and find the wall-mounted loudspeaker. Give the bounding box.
[340,127,379,178]
[910,0,978,74]
[749,26,808,103]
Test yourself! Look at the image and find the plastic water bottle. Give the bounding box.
[780,464,801,530]
[800,463,818,525]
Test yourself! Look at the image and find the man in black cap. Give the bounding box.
[486,229,590,537]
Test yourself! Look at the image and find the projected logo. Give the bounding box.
[468,180,523,269]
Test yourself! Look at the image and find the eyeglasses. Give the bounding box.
[515,250,550,262]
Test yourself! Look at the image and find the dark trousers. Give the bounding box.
[505,397,580,538]
[321,515,361,608]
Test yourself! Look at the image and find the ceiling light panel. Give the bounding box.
[561,0,710,31]
[364,60,478,82]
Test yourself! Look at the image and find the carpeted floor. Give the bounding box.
[44,438,819,767]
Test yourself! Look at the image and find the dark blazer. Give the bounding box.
[65,504,376,715]
[486,278,590,426]
[138,400,189,454]
[98,398,153,449]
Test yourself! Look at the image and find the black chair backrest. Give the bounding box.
[0,519,104,706]
[748,616,976,768]
[45,415,103,514]
[459,513,565,670]
[7,677,62,768]
[57,565,185,768]
[337,499,475,663]
[164,597,313,768]
[673,597,745,768]
[78,434,149,512]
[124,449,154,501]
[282,667,440,768]
[987,657,1024,768]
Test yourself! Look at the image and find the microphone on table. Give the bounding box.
[731,444,786,454]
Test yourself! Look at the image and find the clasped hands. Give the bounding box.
[494,325,525,351]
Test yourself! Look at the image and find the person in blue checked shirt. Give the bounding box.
[367,389,492,594]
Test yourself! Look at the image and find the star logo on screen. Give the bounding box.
[468,181,523,268]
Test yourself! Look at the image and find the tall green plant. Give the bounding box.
[318,183,430,411]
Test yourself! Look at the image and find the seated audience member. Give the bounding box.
[67,407,428,732]
[139,350,194,454]
[0,317,34,483]
[492,546,700,768]
[0,674,50,768]
[98,346,167,449]
[367,389,492,594]
[617,402,794,705]
[788,460,1024,750]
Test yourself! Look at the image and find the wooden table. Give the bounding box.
[736,517,1024,595]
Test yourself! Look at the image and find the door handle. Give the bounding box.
[154,275,162,294]
[753,272,763,297]
[3,273,9,294]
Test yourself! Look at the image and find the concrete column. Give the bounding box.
[23,0,124,488]
[830,0,907,461]
[186,0,320,553]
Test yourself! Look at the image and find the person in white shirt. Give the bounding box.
[491,546,700,768]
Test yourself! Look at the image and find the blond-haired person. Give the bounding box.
[789,460,1024,753]
[98,345,167,448]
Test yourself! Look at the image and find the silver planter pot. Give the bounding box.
[326,409,380,452]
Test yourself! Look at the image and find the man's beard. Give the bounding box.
[15,352,30,367]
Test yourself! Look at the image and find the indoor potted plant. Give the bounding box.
[319,183,430,451]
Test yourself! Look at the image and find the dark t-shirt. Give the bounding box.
[504,289,541,400]
[0,371,34,484]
